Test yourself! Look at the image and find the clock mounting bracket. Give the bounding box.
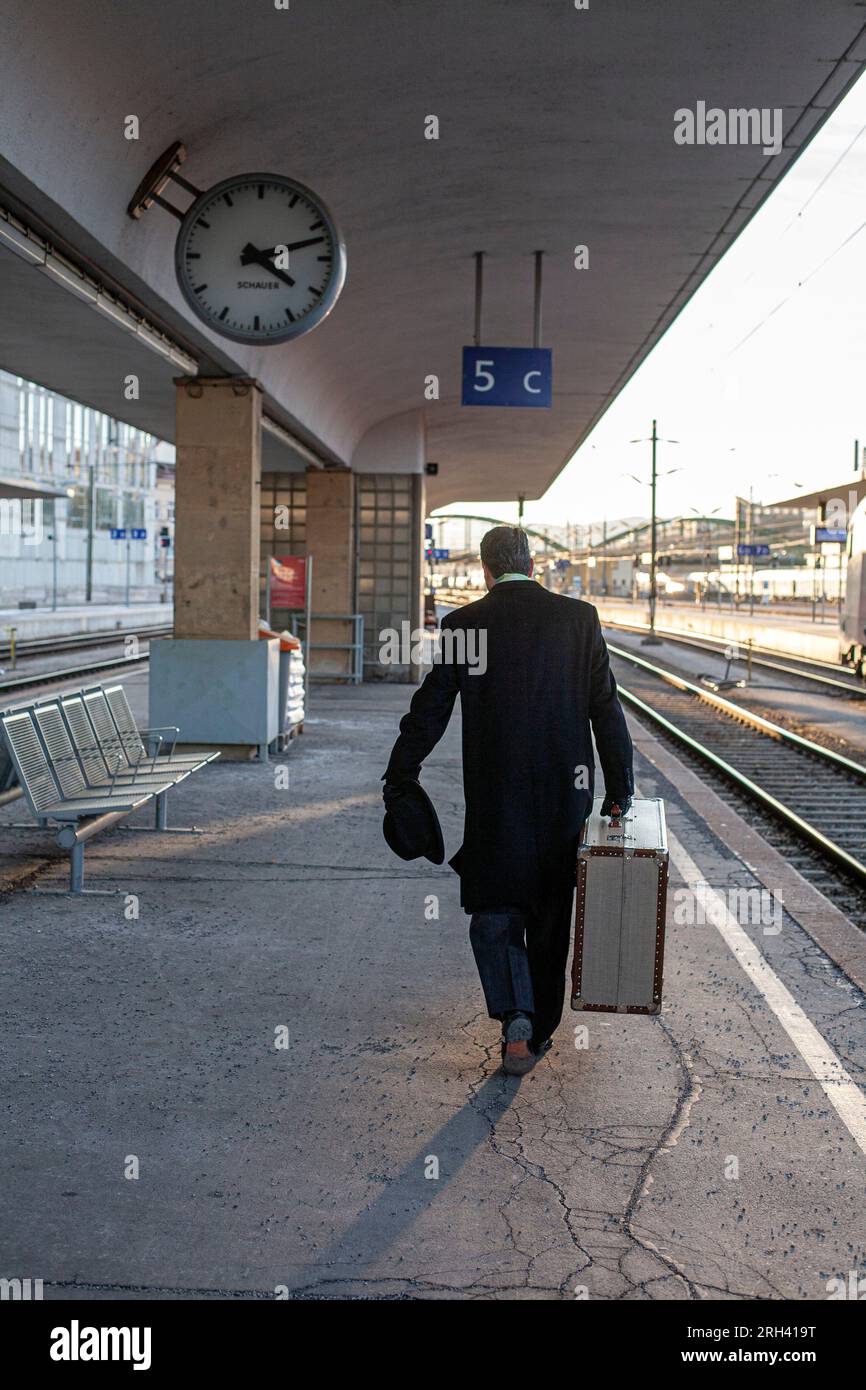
[127,141,203,222]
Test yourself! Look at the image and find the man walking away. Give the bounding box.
[383,526,633,1075]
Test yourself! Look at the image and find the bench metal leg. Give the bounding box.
[70,840,84,893]
[31,839,118,896]
[31,815,124,896]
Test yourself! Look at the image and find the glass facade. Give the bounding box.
[356,473,421,678]
[0,370,165,605]
[257,469,423,679]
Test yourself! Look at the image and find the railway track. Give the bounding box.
[609,643,866,924]
[437,590,864,695]
[0,623,171,661]
[0,627,169,697]
[600,614,866,698]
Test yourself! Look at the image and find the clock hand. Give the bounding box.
[240,237,326,263]
[240,242,295,287]
[284,237,327,253]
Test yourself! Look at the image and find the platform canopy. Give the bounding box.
[0,475,71,501]
[0,0,864,506]
[767,477,866,512]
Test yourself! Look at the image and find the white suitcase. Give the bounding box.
[571,797,669,1015]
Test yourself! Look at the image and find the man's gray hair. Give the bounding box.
[479,525,532,579]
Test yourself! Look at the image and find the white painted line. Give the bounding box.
[666,826,866,1156]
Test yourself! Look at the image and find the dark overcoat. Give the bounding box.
[384,582,634,911]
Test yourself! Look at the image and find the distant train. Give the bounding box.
[682,566,844,603]
[842,497,866,675]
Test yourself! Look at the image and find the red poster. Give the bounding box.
[269,555,307,608]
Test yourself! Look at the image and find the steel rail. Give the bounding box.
[0,651,150,696]
[617,684,866,886]
[608,642,866,779]
[0,624,172,660]
[601,615,865,697]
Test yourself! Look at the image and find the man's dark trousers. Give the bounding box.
[469,876,575,1052]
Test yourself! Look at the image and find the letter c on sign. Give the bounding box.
[524,371,542,394]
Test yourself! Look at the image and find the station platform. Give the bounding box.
[1,673,865,1299]
[0,602,170,646]
[593,597,842,665]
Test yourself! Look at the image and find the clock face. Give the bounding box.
[174,173,346,344]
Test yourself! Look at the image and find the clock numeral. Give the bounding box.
[309,220,324,230]
[258,184,264,199]
[196,218,210,229]
[219,306,229,321]
[289,194,299,208]
[285,308,295,322]
[223,193,233,207]
[254,315,260,331]
[194,283,208,295]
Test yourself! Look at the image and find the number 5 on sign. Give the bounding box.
[461,346,552,408]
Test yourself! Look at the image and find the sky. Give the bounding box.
[435,70,866,531]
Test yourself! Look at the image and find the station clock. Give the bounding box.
[173,172,347,345]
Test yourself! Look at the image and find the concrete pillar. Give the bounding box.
[173,376,262,641]
[304,467,355,677]
[151,377,277,758]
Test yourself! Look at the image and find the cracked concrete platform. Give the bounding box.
[0,671,864,1300]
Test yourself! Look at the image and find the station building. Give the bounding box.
[1,0,864,752]
[0,369,166,606]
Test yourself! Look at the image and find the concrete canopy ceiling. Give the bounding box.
[0,0,864,507]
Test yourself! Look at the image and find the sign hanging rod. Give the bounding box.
[473,251,484,347]
[472,250,544,347]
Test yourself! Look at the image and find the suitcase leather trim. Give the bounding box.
[571,848,668,1015]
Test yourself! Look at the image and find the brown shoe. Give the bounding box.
[501,1013,536,1076]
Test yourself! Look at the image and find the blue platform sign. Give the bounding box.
[814,527,847,545]
[131,528,147,540]
[110,528,128,540]
[431,548,450,560]
[462,346,552,408]
[737,543,770,557]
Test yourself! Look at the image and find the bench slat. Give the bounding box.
[1,711,62,813]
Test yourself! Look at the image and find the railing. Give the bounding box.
[293,613,364,684]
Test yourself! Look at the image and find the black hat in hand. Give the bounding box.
[382,780,445,865]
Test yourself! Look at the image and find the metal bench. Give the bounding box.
[1,683,221,891]
[1,705,167,894]
[0,736,20,807]
[80,686,219,828]
[59,691,195,814]
[101,684,220,774]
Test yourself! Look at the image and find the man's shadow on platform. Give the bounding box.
[289,1071,521,1298]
